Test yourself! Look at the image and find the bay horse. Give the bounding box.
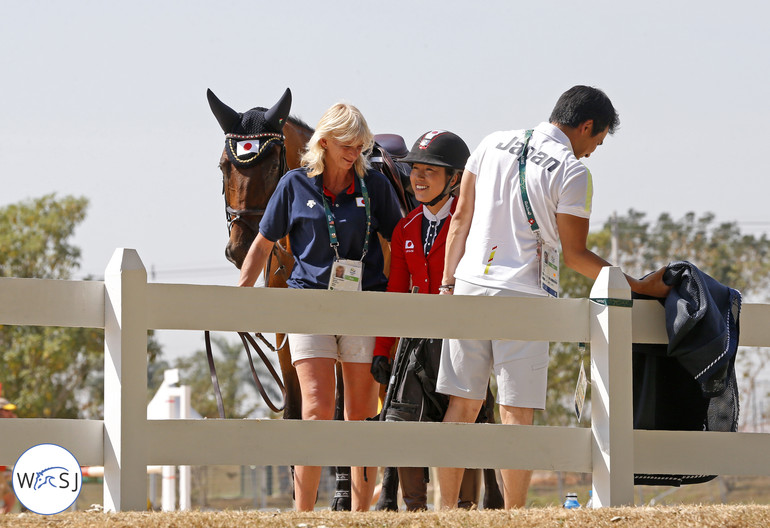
[207,88,502,510]
[208,87,307,426]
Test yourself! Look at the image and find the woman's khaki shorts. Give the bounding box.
[436,279,549,409]
[287,333,375,365]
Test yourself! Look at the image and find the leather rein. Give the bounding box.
[205,330,286,416]
[206,134,291,418]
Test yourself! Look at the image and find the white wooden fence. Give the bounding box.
[2,248,770,511]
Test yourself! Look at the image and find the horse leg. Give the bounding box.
[276,335,303,505]
[458,468,482,509]
[277,336,302,420]
[330,362,352,511]
[482,468,504,510]
[374,466,400,511]
[480,387,504,509]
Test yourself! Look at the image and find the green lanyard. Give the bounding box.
[322,175,371,260]
[518,129,541,241]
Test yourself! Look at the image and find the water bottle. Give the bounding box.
[563,492,580,509]
[585,490,593,508]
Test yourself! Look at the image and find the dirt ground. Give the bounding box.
[2,505,770,528]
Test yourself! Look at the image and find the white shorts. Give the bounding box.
[287,333,375,365]
[436,279,549,409]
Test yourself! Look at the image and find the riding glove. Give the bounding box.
[370,355,392,385]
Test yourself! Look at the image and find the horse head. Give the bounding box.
[208,88,293,268]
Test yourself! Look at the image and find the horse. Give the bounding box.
[208,88,502,510]
[208,87,308,428]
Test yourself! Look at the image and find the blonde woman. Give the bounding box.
[239,102,403,511]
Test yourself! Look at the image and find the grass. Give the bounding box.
[2,506,770,528]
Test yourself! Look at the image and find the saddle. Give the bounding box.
[371,133,418,215]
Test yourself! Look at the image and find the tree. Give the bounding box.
[173,333,283,419]
[0,194,87,279]
[538,210,770,427]
[0,194,162,418]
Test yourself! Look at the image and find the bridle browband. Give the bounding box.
[222,132,287,236]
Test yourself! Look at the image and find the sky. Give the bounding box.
[3,0,769,360]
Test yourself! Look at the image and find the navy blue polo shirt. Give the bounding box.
[259,167,403,291]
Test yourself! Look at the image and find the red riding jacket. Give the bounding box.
[373,198,456,358]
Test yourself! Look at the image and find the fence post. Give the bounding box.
[589,266,634,507]
[103,249,149,511]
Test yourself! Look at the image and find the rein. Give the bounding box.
[205,329,287,417]
[203,239,291,418]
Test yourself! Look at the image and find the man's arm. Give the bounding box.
[557,213,670,298]
[441,169,477,292]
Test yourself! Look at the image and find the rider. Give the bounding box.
[371,130,486,510]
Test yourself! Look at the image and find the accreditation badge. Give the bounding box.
[539,241,559,298]
[328,258,364,291]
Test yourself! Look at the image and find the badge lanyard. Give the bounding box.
[518,130,559,298]
[323,176,371,291]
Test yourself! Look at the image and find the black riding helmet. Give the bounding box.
[401,130,470,206]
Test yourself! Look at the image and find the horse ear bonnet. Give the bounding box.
[208,88,292,169]
[207,89,241,133]
[264,88,292,131]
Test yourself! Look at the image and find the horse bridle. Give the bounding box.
[222,132,287,237]
[208,132,292,417]
[221,133,292,283]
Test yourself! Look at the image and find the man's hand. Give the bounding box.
[631,267,672,299]
[370,355,392,384]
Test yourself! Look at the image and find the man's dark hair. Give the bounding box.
[549,85,620,136]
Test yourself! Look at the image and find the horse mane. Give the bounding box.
[241,105,312,134]
[287,114,313,133]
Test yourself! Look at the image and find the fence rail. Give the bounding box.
[1,248,769,510]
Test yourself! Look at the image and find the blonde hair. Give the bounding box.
[301,103,374,177]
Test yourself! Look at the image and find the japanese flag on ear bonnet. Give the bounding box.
[401,130,470,170]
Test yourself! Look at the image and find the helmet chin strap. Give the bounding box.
[420,177,454,207]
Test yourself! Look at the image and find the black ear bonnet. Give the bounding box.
[207,88,292,169]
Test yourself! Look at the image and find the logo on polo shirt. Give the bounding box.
[356,197,365,207]
[405,240,415,252]
[306,200,316,208]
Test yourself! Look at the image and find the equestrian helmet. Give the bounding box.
[401,130,470,171]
